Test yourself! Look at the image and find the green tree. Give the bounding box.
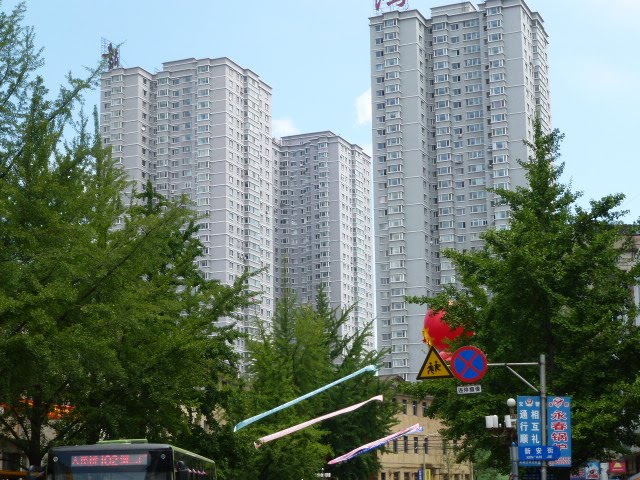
[229,287,397,480]
[318,293,399,480]
[239,288,332,480]
[406,120,640,469]
[0,2,257,466]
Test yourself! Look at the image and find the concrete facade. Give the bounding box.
[370,0,551,378]
[273,132,375,347]
[377,392,473,480]
[100,58,275,370]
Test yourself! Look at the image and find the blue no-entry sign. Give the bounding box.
[450,346,488,383]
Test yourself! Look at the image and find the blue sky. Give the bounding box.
[9,0,640,221]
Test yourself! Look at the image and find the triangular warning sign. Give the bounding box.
[416,347,453,380]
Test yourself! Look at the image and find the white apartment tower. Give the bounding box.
[370,0,551,378]
[100,58,275,368]
[273,132,375,347]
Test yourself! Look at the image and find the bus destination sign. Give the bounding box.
[71,454,149,467]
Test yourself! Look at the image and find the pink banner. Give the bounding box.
[254,395,383,447]
[328,423,423,465]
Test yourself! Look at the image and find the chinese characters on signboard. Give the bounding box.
[517,396,543,466]
[457,385,482,394]
[547,396,572,467]
[518,445,560,462]
[517,395,572,468]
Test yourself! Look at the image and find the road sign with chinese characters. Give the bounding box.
[457,385,482,394]
[517,395,572,467]
[519,445,560,462]
[547,396,572,467]
[517,396,543,466]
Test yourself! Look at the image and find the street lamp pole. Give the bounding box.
[507,398,518,480]
[421,432,441,480]
[485,399,518,480]
[423,445,427,480]
[421,433,434,480]
[540,354,547,480]
[422,439,426,480]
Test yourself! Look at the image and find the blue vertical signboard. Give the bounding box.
[517,395,573,468]
[517,396,543,466]
[547,396,572,467]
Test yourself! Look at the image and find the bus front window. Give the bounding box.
[49,451,171,480]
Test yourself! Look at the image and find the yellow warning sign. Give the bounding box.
[416,347,453,380]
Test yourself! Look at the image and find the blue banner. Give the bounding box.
[547,396,572,467]
[517,396,543,466]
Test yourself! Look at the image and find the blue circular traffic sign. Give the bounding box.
[450,346,488,383]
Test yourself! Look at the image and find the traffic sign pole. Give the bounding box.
[487,355,549,480]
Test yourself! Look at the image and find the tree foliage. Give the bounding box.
[406,120,640,469]
[0,2,256,466]
[214,287,399,480]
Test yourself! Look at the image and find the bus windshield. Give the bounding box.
[47,443,215,480]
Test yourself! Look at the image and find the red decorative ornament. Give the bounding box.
[422,309,471,351]
[439,350,452,362]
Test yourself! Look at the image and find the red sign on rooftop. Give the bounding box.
[375,0,408,13]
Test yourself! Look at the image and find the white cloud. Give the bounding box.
[355,89,372,126]
[272,118,300,138]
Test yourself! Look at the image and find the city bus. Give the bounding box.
[43,440,216,480]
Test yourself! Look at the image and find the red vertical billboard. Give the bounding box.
[547,396,572,467]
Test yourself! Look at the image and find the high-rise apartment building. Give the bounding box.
[370,0,551,378]
[273,132,375,347]
[100,58,275,368]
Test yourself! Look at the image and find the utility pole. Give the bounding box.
[540,354,547,480]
